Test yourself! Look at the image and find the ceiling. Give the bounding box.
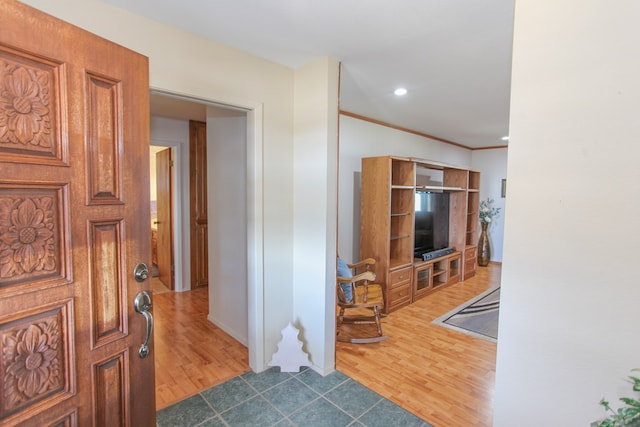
[101,0,515,149]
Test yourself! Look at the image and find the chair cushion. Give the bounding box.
[337,257,353,303]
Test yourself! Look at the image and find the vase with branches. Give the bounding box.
[477,198,501,266]
[479,198,501,225]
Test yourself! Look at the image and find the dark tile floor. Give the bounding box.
[156,367,433,427]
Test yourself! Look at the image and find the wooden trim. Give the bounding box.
[473,145,509,150]
[339,110,508,151]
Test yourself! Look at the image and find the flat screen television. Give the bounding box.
[414,191,450,258]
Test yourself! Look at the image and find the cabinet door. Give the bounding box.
[448,254,461,284]
[464,246,478,279]
[413,264,433,301]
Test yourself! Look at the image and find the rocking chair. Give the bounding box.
[336,257,388,343]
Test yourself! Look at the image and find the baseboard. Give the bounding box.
[207,314,248,347]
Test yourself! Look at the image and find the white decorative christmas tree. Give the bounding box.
[268,322,311,372]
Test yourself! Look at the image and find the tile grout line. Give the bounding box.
[158,367,431,427]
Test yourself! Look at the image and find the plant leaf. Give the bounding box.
[619,397,640,409]
[619,406,640,415]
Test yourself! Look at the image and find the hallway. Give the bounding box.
[153,287,250,410]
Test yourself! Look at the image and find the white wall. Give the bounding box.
[292,58,340,374]
[207,109,249,346]
[494,1,640,425]
[471,148,508,262]
[338,115,473,263]
[24,0,296,372]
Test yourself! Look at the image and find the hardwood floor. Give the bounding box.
[152,264,499,426]
[153,286,250,410]
[336,263,500,427]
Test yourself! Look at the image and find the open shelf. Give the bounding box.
[391,159,415,187]
[416,185,466,192]
[468,170,481,191]
[390,234,411,240]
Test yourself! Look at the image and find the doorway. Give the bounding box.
[149,92,257,406]
[150,145,173,292]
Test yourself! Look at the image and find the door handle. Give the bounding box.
[133,291,153,359]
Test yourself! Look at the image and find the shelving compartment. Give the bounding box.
[443,168,468,190]
[389,187,414,268]
[468,171,481,191]
[391,159,415,187]
[432,258,448,288]
[466,191,480,245]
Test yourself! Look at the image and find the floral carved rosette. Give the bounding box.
[2,320,62,411]
[0,59,52,149]
[0,196,56,281]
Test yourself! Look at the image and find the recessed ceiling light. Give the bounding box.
[501,136,510,141]
[394,88,407,96]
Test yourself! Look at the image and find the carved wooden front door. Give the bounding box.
[0,1,155,426]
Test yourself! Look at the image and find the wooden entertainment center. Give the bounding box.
[359,156,480,314]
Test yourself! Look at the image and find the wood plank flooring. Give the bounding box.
[152,263,499,426]
[336,264,500,427]
[152,285,250,410]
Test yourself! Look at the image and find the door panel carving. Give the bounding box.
[0,46,68,165]
[0,300,74,420]
[0,184,69,290]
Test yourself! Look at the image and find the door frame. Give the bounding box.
[150,89,265,372]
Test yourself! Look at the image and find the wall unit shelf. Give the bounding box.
[360,156,480,313]
[413,252,461,301]
[416,185,466,192]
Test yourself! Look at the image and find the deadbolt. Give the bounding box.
[134,263,149,282]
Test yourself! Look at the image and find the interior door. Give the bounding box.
[0,1,155,426]
[189,120,208,289]
[156,148,173,289]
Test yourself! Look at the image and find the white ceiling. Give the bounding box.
[101,0,515,149]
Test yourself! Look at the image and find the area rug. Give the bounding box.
[433,287,500,342]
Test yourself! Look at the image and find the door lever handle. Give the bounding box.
[133,291,153,358]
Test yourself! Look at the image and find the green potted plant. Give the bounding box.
[596,369,640,427]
